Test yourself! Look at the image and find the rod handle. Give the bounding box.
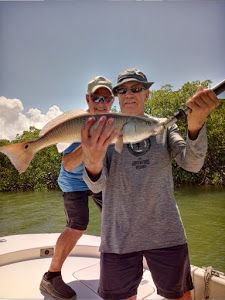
[212,78,225,96]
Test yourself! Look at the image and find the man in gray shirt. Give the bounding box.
[81,68,220,300]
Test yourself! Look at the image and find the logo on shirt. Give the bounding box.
[127,138,151,157]
[131,158,150,170]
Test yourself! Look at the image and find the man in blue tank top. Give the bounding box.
[40,76,114,299]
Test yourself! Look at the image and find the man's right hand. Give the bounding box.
[81,116,120,176]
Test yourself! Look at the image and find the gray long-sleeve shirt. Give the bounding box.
[83,120,207,254]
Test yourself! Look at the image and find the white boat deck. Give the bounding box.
[0,234,163,300]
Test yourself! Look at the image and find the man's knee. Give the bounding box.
[64,227,85,239]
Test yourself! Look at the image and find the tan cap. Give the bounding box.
[87,76,113,95]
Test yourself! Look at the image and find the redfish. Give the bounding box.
[0,110,161,173]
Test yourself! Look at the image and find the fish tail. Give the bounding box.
[0,141,36,173]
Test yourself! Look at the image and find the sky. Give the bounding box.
[0,0,225,140]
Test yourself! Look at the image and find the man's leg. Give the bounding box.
[98,252,143,300]
[166,291,192,300]
[49,227,84,272]
[92,193,138,300]
[144,244,193,300]
[124,296,137,300]
[40,191,89,300]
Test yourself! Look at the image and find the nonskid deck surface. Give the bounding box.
[0,234,163,300]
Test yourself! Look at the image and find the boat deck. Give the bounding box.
[0,234,163,300]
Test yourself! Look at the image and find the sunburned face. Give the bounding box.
[86,87,114,114]
[117,81,150,116]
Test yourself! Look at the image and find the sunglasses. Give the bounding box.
[116,86,146,95]
[91,94,113,103]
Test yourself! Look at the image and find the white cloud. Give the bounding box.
[27,105,63,129]
[0,96,63,141]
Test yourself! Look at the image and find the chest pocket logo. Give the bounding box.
[127,138,151,157]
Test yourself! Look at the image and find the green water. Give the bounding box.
[0,187,224,273]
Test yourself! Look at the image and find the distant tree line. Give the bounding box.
[0,80,224,192]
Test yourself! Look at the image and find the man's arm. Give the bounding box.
[168,123,208,173]
[63,145,83,172]
[168,87,220,172]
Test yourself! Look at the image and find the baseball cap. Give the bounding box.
[112,68,154,95]
[87,76,113,95]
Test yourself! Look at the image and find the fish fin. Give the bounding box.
[115,135,124,153]
[40,109,90,137]
[0,142,36,173]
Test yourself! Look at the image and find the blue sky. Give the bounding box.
[0,0,225,114]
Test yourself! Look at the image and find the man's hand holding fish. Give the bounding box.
[81,115,121,176]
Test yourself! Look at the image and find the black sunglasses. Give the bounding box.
[116,86,146,95]
[91,94,113,103]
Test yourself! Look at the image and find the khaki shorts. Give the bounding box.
[98,244,193,299]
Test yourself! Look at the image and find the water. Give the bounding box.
[176,186,225,274]
[0,191,101,236]
[0,187,224,273]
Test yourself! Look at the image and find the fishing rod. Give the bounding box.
[159,78,225,130]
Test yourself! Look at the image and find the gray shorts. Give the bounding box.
[98,244,194,299]
[63,191,102,230]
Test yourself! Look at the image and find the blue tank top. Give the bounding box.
[57,143,88,192]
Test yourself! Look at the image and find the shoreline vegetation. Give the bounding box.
[0,80,224,192]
